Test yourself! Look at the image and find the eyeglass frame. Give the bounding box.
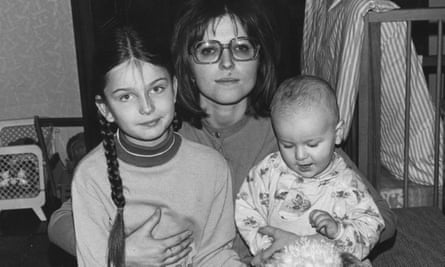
[189,37,261,64]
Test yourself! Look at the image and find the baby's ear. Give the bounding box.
[95,95,115,123]
[334,120,345,145]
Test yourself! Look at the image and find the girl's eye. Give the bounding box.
[119,94,132,101]
[151,86,166,94]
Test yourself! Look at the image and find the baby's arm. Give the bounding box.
[329,172,385,260]
[337,148,395,242]
[235,158,275,255]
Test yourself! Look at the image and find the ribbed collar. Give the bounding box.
[115,129,181,167]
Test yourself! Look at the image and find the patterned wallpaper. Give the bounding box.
[0,0,81,120]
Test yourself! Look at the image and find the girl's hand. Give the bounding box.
[309,209,339,239]
[125,208,194,266]
[250,226,300,266]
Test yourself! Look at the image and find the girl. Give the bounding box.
[71,25,243,267]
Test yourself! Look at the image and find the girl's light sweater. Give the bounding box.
[72,132,244,266]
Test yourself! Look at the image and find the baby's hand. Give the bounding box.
[309,209,339,239]
[251,226,301,266]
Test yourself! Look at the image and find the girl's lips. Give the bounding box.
[140,118,160,127]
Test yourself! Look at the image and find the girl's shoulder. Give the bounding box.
[73,144,106,174]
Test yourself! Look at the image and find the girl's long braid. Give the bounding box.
[99,114,126,267]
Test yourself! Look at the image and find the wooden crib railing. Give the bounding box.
[357,7,445,210]
[359,9,445,266]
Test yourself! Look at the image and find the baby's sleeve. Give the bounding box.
[235,155,275,255]
[332,171,385,260]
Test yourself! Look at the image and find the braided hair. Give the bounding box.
[98,113,126,267]
[94,25,173,267]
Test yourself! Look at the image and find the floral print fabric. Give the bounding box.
[235,152,384,260]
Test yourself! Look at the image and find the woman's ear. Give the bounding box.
[95,95,115,123]
[334,120,344,145]
[172,76,178,103]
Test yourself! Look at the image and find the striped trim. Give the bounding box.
[115,129,182,167]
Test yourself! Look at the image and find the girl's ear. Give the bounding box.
[334,120,344,145]
[95,95,115,123]
[172,76,178,103]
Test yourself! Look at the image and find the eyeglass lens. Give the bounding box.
[193,38,258,63]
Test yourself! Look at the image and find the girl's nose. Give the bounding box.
[219,48,234,70]
[139,95,154,115]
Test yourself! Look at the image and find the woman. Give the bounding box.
[171,0,394,263]
[48,0,395,265]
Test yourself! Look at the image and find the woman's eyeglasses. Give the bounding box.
[190,37,260,64]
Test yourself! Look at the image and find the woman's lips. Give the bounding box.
[215,78,240,84]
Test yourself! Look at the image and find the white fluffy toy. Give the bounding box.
[264,237,371,267]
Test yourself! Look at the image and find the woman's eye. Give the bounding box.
[234,44,251,52]
[200,47,217,56]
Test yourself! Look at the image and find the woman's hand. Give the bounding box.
[125,208,194,266]
[250,226,300,266]
[309,209,339,239]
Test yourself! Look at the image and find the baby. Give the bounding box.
[235,75,384,266]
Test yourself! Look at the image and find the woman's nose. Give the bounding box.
[219,48,234,70]
[139,95,154,115]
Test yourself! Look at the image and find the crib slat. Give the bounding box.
[434,20,443,209]
[368,21,383,188]
[403,21,412,208]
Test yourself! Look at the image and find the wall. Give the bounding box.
[0,0,82,161]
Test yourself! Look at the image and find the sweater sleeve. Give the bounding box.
[48,197,76,256]
[235,156,274,255]
[193,159,246,267]
[331,171,385,260]
[72,167,110,267]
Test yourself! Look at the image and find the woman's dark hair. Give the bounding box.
[93,25,173,267]
[171,0,280,128]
